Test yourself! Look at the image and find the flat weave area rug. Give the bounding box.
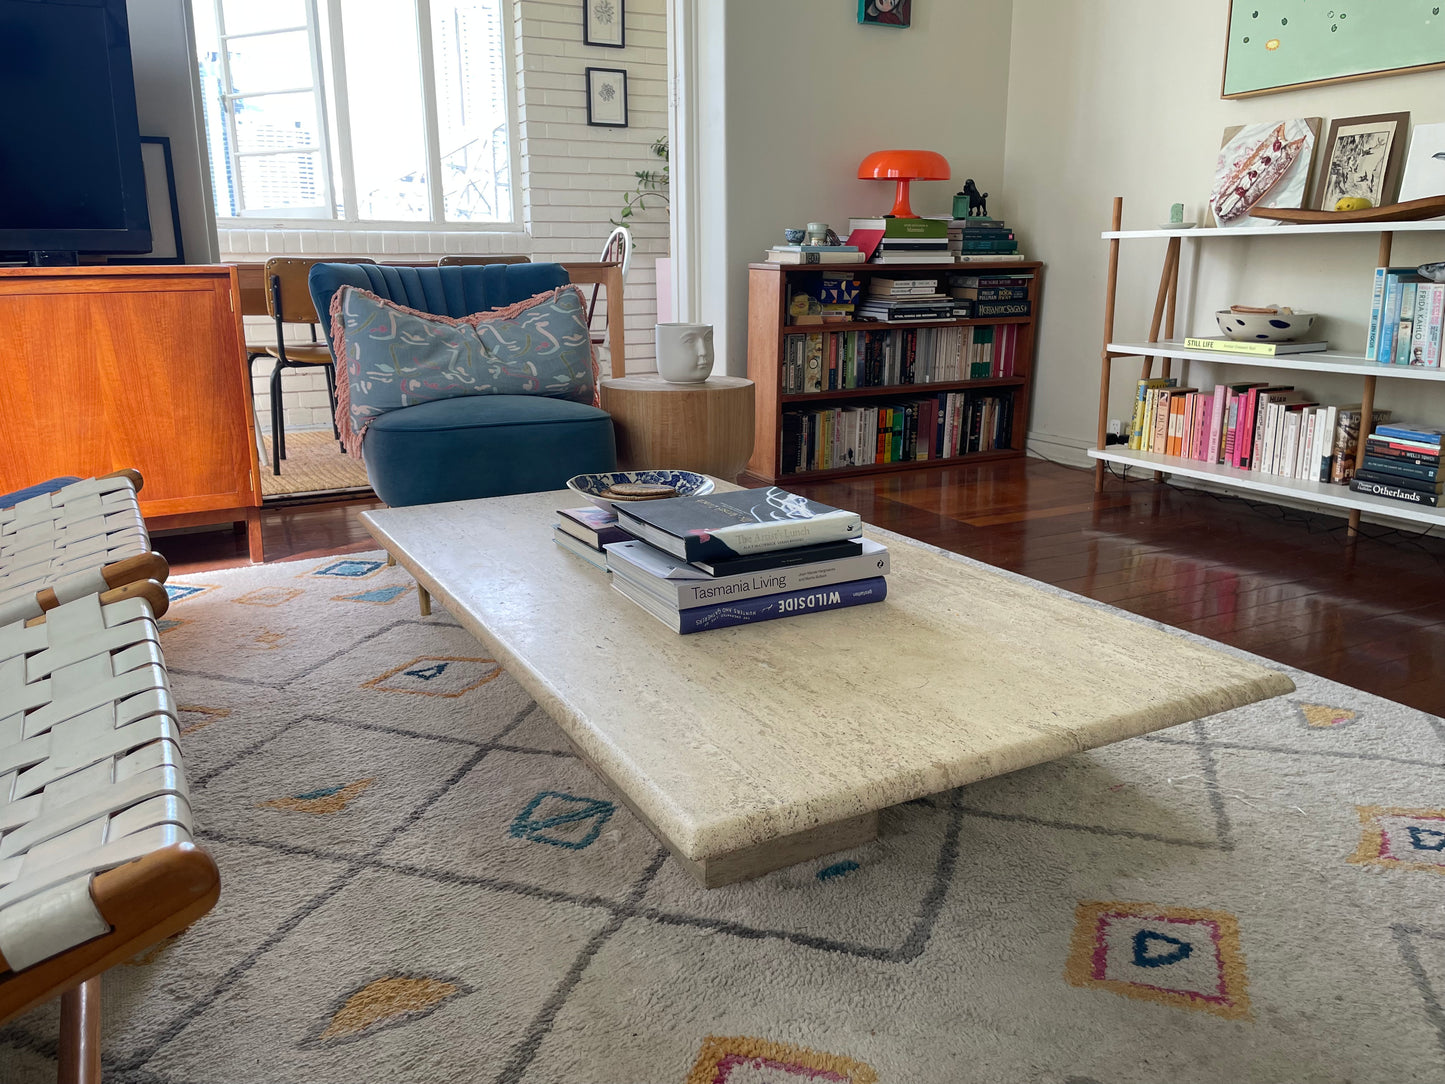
[4,550,1445,1083]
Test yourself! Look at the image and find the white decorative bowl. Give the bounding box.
[1215,309,1317,343]
[565,469,714,513]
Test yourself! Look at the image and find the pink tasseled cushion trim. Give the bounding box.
[328,282,601,458]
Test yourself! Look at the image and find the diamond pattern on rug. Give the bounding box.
[363,655,501,698]
[334,584,413,606]
[234,586,304,607]
[685,1035,879,1083]
[307,558,386,580]
[178,704,230,736]
[1297,702,1358,729]
[1065,901,1250,1019]
[1350,806,1445,874]
[509,790,616,850]
[259,777,375,815]
[311,975,470,1045]
[165,582,218,602]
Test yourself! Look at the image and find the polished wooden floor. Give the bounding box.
[157,460,1445,717]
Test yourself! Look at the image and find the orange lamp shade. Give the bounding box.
[857,149,951,219]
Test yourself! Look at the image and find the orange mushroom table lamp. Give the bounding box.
[857,149,951,219]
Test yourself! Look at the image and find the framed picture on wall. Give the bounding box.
[583,0,625,48]
[857,0,911,28]
[1314,112,1411,210]
[585,67,628,128]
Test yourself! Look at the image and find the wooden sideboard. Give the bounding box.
[0,265,263,560]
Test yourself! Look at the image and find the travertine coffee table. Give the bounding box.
[362,486,1293,887]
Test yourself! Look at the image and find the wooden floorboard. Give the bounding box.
[157,459,1445,718]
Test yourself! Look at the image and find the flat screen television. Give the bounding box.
[0,0,151,264]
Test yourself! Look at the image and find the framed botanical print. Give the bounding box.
[585,67,628,128]
[584,0,624,48]
[1314,113,1410,210]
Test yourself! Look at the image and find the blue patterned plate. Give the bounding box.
[565,469,714,512]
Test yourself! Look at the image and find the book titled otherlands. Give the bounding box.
[613,487,863,564]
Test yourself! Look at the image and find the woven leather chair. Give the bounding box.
[308,261,616,508]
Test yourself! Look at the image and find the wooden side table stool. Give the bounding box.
[599,374,755,482]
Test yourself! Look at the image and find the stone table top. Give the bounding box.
[362,488,1294,863]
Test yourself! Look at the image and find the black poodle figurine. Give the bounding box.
[962,179,989,218]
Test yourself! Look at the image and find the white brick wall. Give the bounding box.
[220,1,669,435]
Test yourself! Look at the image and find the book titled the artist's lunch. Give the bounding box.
[611,487,863,564]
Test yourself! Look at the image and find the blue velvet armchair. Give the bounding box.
[308,262,616,507]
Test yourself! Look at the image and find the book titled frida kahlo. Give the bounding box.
[613,487,863,564]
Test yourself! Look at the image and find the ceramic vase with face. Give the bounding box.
[655,323,714,383]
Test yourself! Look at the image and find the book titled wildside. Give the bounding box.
[1182,337,1328,356]
[612,574,888,634]
[1348,477,1440,506]
[613,487,863,563]
[605,538,890,608]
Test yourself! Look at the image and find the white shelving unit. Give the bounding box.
[1091,200,1445,532]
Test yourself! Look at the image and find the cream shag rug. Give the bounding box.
[3,551,1444,1084]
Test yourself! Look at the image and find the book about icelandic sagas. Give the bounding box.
[613,487,863,563]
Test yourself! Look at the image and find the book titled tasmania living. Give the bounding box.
[605,537,890,608]
[1181,337,1328,356]
[611,574,888,634]
[613,487,863,563]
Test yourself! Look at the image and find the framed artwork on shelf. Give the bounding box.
[1397,122,1445,203]
[583,0,624,48]
[585,67,628,128]
[1221,0,1445,99]
[857,0,910,28]
[1314,112,1410,210]
[1208,118,1322,228]
[129,136,184,264]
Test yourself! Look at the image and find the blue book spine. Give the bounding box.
[1380,274,1403,365]
[1366,266,1386,360]
[1377,424,1443,445]
[678,577,887,633]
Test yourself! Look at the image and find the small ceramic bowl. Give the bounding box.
[1215,309,1317,343]
[565,469,714,513]
[783,227,806,244]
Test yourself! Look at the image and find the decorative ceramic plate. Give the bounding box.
[565,469,715,512]
[1157,222,1198,230]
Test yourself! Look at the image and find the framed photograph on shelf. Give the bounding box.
[583,0,624,48]
[585,67,628,128]
[1208,118,1322,228]
[857,0,911,28]
[1314,112,1410,210]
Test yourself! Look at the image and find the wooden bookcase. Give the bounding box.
[746,260,1043,483]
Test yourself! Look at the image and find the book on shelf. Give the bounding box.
[604,537,890,607]
[1348,477,1440,506]
[848,217,949,239]
[1376,423,1444,445]
[1129,378,1174,450]
[867,276,941,296]
[875,238,951,251]
[784,389,1014,472]
[552,527,610,571]
[1365,433,1444,461]
[972,300,1032,318]
[766,248,866,265]
[870,254,960,265]
[771,244,860,253]
[1353,467,1445,493]
[949,285,1029,301]
[611,572,888,634]
[1180,337,1328,356]
[688,538,867,577]
[1361,454,1441,482]
[556,506,632,549]
[1330,405,1392,483]
[1369,267,1443,366]
[612,487,862,563]
[953,253,1028,263]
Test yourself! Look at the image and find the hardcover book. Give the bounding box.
[1349,478,1440,506]
[613,487,863,563]
[556,506,632,549]
[612,574,888,634]
[1181,337,1328,356]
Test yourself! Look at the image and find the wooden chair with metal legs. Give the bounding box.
[263,257,376,476]
[586,226,632,355]
[0,580,219,1084]
[0,470,169,627]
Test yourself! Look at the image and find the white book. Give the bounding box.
[1281,411,1300,478]
[1319,404,1337,481]
[1299,409,1317,480]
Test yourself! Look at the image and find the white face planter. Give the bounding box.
[655,323,714,383]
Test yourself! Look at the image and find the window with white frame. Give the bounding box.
[191,0,518,228]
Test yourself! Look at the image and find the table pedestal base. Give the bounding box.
[600,374,755,482]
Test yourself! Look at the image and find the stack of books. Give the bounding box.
[947,271,1034,318]
[787,270,861,324]
[766,244,864,265]
[856,276,954,322]
[848,216,955,264]
[604,487,889,633]
[948,217,1024,261]
[551,506,633,570]
[1367,267,1444,367]
[1349,423,1444,507]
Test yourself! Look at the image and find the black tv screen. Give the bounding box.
[0,0,151,258]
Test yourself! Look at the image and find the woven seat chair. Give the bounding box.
[0,581,219,1082]
[0,471,169,628]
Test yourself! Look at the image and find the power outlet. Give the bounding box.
[1107,418,1124,437]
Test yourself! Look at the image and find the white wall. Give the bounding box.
[218,0,669,436]
[1004,0,1445,463]
[694,0,1015,377]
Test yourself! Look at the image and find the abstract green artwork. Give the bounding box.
[1222,1,1445,99]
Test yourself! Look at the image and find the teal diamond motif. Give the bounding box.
[509,791,615,850]
[339,585,410,604]
[314,559,384,578]
[165,584,207,601]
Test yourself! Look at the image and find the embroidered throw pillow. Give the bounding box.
[329,283,599,454]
